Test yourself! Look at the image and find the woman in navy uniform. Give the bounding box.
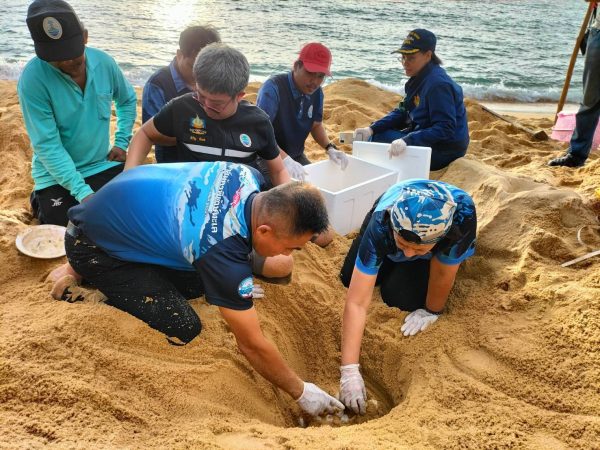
[353,29,469,171]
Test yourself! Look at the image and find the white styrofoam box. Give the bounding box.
[352,141,432,181]
[300,155,397,235]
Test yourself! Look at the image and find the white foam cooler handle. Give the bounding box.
[351,141,432,181]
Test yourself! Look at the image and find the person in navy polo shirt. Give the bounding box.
[59,161,344,417]
[336,179,477,415]
[256,42,348,182]
[353,29,469,171]
[127,44,290,188]
[142,25,221,163]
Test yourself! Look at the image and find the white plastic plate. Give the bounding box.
[15,225,67,259]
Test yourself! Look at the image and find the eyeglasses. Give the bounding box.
[194,91,235,114]
[397,53,421,64]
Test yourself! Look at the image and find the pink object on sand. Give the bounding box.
[551,111,600,151]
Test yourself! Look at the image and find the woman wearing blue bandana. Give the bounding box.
[353,29,469,171]
[337,179,477,415]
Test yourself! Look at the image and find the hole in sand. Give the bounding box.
[299,376,396,428]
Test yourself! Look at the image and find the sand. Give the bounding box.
[1,78,599,449]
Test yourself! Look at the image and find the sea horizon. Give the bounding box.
[1,0,592,104]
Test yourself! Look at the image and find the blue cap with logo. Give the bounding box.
[26,0,85,62]
[390,183,456,244]
[392,29,437,55]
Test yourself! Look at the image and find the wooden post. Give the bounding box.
[555,1,596,123]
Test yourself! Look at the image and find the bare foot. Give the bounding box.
[47,263,82,283]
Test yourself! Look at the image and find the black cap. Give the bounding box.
[392,29,437,55]
[26,0,85,62]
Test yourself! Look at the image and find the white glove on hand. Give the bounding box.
[283,156,308,181]
[296,382,344,417]
[326,145,349,170]
[353,127,373,142]
[401,309,440,336]
[252,284,264,299]
[388,138,407,158]
[339,363,367,415]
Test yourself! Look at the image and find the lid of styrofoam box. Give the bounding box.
[352,141,432,180]
[295,155,397,194]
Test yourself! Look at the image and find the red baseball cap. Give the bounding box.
[298,43,332,76]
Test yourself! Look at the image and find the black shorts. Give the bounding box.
[31,164,124,226]
[65,223,203,345]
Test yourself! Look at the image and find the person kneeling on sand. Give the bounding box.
[256,42,348,183]
[142,25,221,163]
[54,161,343,417]
[337,179,477,414]
[18,0,136,226]
[128,43,289,188]
[353,29,469,171]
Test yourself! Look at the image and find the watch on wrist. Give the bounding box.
[326,142,337,151]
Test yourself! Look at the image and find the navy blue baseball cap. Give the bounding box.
[26,0,85,62]
[392,29,437,55]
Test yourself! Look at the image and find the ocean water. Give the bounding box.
[0,0,592,102]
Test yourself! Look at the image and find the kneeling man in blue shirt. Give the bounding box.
[62,161,343,418]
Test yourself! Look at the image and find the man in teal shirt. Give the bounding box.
[18,0,137,226]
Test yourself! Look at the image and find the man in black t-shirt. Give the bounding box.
[141,25,221,163]
[127,43,290,187]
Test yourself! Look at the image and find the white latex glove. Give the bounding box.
[339,363,367,415]
[353,127,373,142]
[388,138,407,158]
[252,284,264,299]
[401,309,440,336]
[283,156,308,181]
[326,146,349,170]
[296,382,344,417]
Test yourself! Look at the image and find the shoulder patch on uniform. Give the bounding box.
[238,276,253,298]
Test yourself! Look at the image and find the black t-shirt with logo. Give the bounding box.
[153,93,280,167]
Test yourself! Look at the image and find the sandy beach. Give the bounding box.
[1,78,599,449]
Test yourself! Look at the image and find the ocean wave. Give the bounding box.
[366,77,582,104]
[0,59,27,80]
[0,59,582,104]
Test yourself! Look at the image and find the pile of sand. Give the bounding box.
[1,79,599,448]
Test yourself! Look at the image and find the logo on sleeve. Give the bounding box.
[414,94,420,108]
[238,276,254,299]
[43,17,63,39]
[239,133,252,147]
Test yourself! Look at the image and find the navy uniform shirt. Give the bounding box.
[142,59,192,162]
[68,162,262,310]
[370,62,469,150]
[256,72,324,158]
[153,93,280,167]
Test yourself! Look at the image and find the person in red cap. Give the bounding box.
[256,42,348,184]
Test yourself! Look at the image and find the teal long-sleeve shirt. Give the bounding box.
[17,47,137,202]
